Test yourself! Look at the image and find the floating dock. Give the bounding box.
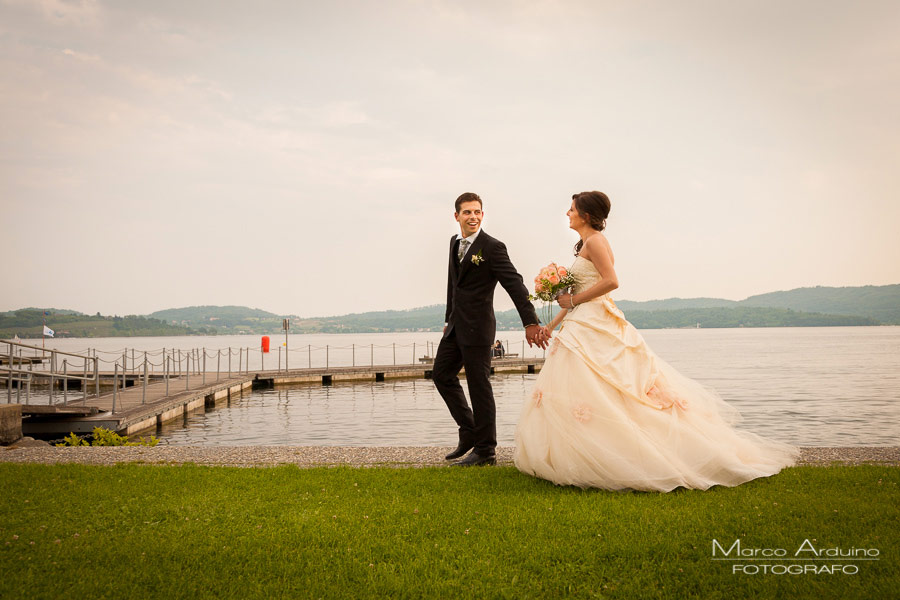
[253,356,543,386]
[12,357,544,438]
[21,375,253,437]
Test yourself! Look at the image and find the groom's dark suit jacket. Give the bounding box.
[444,230,539,346]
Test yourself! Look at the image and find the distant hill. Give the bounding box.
[148,305,282,333]
[290,306,445,333]
[4,283,894,337]
[622,307,878,329]
[0,307,85,316]
[739,284,900,324]
[149,305,278,322]
[613,284,899,325]
[145,304,451,334]
[0,309,202,338]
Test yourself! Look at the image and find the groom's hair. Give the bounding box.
[455,192,482,213]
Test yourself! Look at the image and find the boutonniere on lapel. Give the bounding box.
[470,250,484,266]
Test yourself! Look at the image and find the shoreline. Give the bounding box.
[1,445,898,468]
[5,323,898,340]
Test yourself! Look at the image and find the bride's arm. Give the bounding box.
[557,235,619,309]
[545,308,568,332]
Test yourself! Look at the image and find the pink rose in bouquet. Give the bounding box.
[529,262,577,322]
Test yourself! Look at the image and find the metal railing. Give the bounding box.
[1,339,99,406]
[3,339,541,412]
[6,339,536,374]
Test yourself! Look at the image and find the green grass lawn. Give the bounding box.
[1,464,896,599]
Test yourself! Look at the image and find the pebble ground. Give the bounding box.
[1,444,897,468]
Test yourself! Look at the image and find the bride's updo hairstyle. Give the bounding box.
[573,191,611,255]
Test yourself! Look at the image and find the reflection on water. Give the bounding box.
[158,377,534,447]
[157,327,900,447]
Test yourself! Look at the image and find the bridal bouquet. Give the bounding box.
[529,263,576,322]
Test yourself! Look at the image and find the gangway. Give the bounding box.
[1,339,100,406]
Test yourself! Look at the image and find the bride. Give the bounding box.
[514,191,799,491]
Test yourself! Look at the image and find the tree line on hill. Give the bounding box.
[2,283,896,337]
[0,310,209,339]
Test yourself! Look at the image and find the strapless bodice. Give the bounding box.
[569,256,601,294]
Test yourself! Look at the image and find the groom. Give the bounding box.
[433,192,545,466]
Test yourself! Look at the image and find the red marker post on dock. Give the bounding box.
[261,335,269,372]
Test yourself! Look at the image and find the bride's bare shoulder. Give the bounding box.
[583,233,614,264]
[584,232,612,252]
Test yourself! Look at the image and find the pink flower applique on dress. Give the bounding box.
[572,404,592,423]
[647,383,688,411]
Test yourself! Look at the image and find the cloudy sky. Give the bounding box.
[1,0,898,318]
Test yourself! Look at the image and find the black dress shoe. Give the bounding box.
[451,452,496,467]
[445,441,475,461]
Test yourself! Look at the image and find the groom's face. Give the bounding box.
[455,201,483,237]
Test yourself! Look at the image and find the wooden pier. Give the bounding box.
[0,356,45,365]
[21,375,254,437]
[254,356,543,386]
[12,357,544,439]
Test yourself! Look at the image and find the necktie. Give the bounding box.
[458,239,470,263]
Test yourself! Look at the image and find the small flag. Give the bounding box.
[43,325,54,338]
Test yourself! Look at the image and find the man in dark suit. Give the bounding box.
[433,192,546,466]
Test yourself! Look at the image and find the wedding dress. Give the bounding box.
[514,256,799,491]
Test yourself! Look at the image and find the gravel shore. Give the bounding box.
[1,445,898,468]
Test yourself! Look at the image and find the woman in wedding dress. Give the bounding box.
[514,191,799,491]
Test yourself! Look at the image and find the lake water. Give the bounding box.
[10,327,900,447]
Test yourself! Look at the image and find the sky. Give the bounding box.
[1,0,898,318]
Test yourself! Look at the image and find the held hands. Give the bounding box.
[525,324,550,349]
[540,325,553,342]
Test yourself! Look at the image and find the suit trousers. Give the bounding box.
[432,329,496,455]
